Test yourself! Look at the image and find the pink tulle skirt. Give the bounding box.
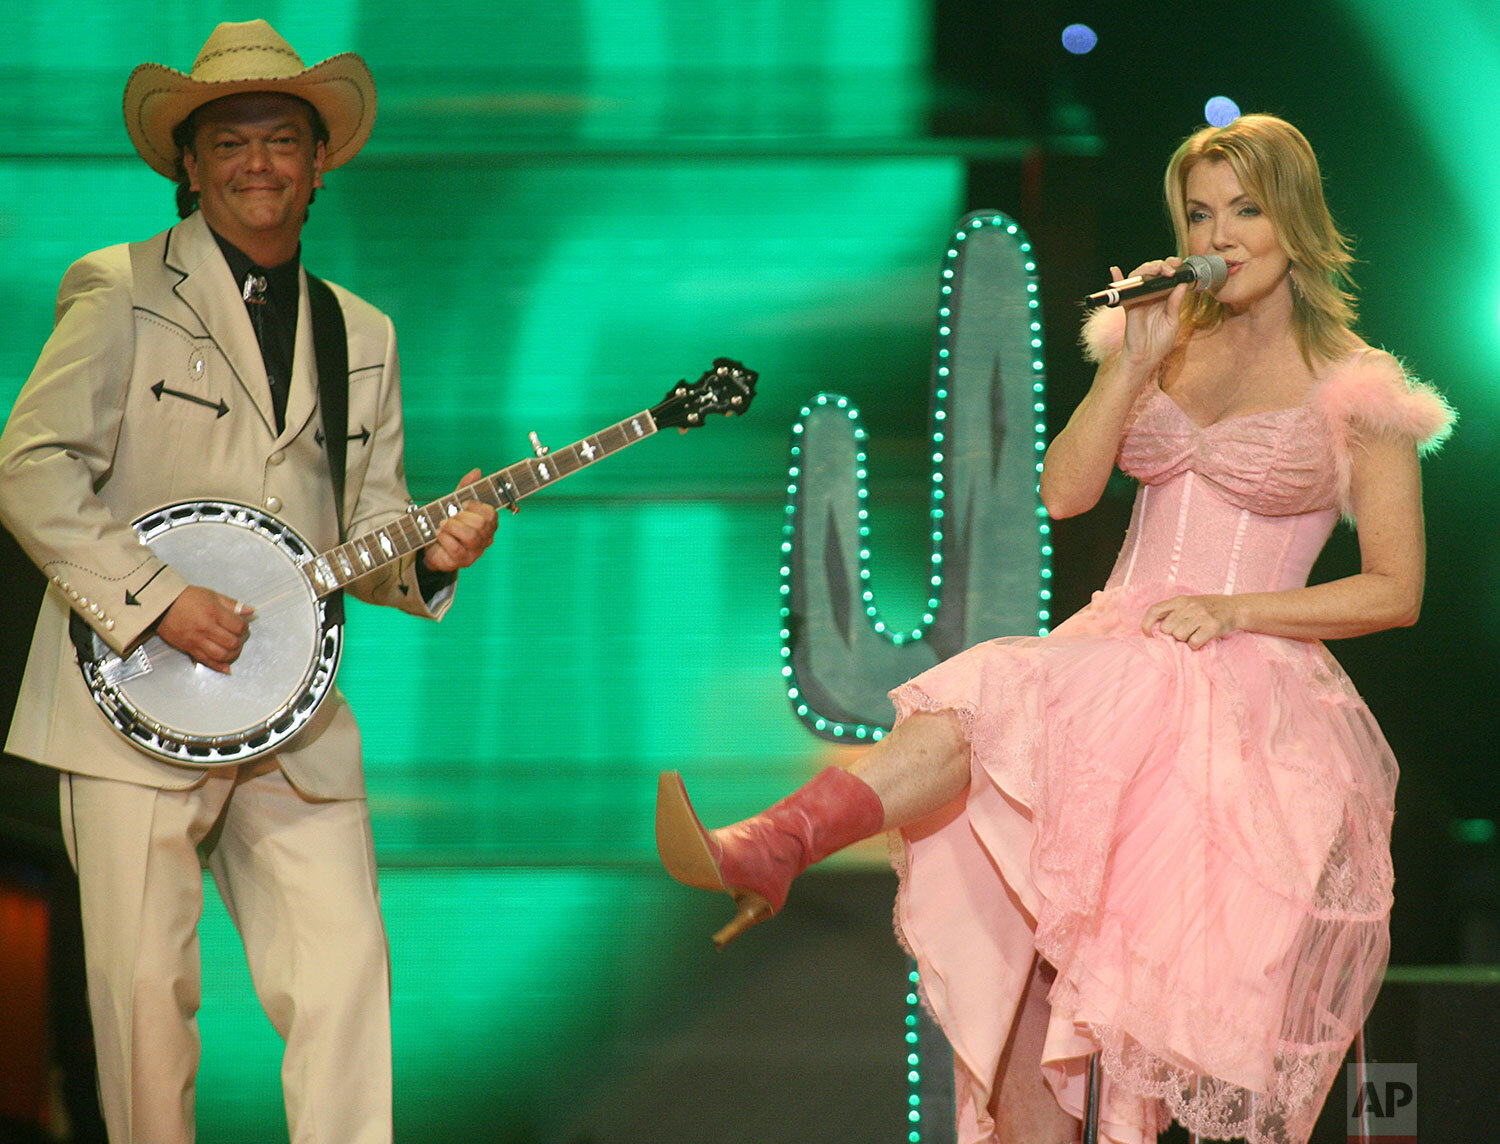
[891,582,1394,1144]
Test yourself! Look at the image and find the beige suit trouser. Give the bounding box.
[60,762,393,1144]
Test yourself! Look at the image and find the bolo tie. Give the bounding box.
[242,271,287,433]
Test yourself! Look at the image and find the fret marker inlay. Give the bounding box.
[299,399,682,601]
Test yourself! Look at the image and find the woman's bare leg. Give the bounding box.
[850,710,971,830]
[995,958,1081,1144]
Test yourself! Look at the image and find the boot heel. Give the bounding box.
[713,892,774,949]
[656,771,728,893]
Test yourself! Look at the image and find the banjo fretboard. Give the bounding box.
[305,409,659,596]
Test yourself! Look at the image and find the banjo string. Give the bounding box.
[243,569,329,618]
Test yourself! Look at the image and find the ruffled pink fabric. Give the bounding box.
[890,310,1455,1143]
[894,588,1392,1143]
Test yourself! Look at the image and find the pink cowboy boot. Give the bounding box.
[656,767,886,948]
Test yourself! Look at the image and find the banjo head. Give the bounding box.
[81,500,342,766]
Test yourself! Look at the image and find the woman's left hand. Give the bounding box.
[1141,594,1240,649]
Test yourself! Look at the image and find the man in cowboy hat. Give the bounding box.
[0,21,496,1143]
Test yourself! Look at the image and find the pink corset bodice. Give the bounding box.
[1106,390,1340,595]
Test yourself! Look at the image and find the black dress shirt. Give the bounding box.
[210,228,299,435]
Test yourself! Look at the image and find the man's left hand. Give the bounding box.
[422,467,499,573]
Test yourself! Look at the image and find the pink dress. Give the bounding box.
[891,312,1454,1144]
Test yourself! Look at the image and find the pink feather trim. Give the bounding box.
[1079,305,1127,363]
[1316,349,1455,452]
[1315,348,1456,516]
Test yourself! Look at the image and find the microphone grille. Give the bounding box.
[1184,254,1228,290]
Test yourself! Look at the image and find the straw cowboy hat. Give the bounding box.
[123,19,376,178]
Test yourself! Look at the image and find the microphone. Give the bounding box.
[1086,255,1228,308]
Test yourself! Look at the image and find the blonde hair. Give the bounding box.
[1164,114,1356,364]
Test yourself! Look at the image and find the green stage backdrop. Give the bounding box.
[7,3,1500,1141]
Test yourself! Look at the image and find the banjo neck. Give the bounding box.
[304,408,659,597]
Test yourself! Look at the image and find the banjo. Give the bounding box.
[73,358,757,767]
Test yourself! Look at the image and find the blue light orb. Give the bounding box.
[1204,96,1241,127]
[1061,23,1098,55]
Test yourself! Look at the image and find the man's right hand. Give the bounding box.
[154,585,253,674]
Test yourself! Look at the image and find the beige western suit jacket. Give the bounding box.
[0,211,449,798]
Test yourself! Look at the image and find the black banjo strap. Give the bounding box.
[305,272,349,541]
[306,272,348,627]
